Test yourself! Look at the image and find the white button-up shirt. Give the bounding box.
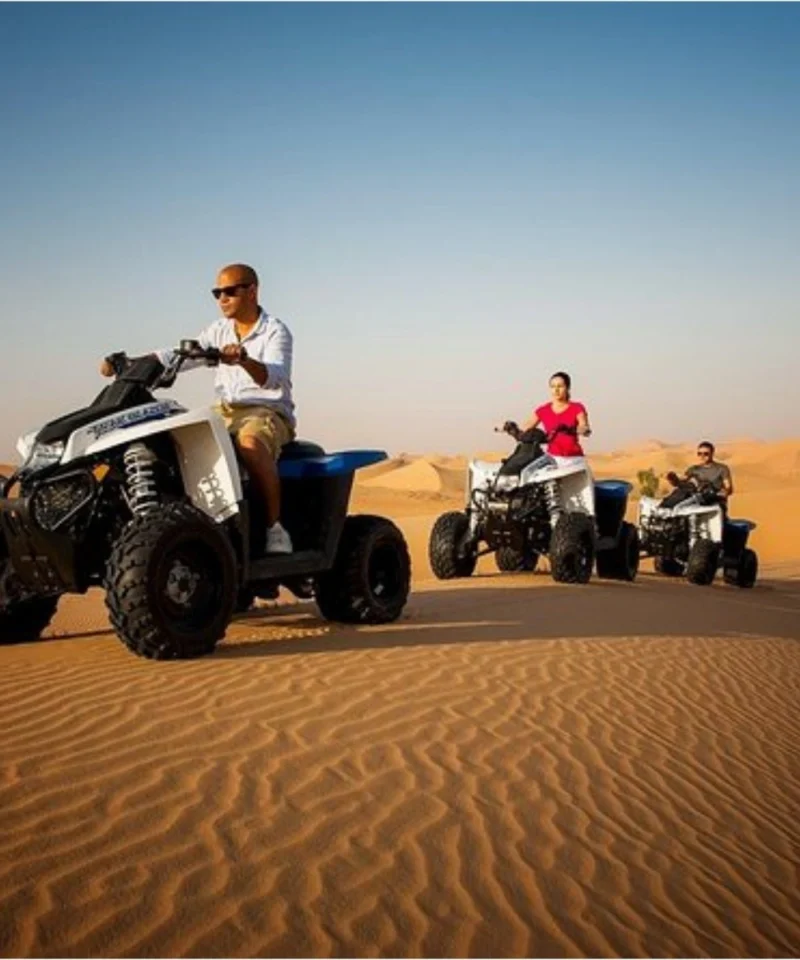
[158,309,295,426]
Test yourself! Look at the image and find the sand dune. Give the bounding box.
[2,438,800,956]
[361,457,444,492]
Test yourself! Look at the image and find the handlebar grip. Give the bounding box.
[104,352,128,376]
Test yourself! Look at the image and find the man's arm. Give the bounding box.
[154,324,216,373]
[721,465,734,498]
[218,344,268,386]
[101,325,217,379]
[261,321,293,389]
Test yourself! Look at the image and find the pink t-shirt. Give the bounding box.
[535,401,587,457]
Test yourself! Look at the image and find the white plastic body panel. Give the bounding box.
[638,495,724,546]
[61,403,243,521]
[468,455,595,516]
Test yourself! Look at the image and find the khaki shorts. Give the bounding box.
[214,403,295,460]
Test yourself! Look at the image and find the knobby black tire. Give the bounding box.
[596,522,640,581]
[686,538,720,586]
[550,513,595,584]
[724,547,758,589]
[104,502,237,660]
[496,546,538,573]
[316,515,410,624]
[654,556,683,577]
[0,595,59,645]
[429,511,477,580]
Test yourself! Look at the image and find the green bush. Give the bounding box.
[637,467,660,498]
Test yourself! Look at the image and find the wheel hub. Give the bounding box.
[165,560,201,607]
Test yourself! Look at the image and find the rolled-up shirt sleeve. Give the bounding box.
[261,322,293,390]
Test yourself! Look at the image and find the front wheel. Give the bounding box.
[428,511,477,580]
[104,503,237,659]
[316,516,410,624]
[686,539,720,586]
[550,513,595,584]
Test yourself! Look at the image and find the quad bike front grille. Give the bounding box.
[640,515,687,557]
[30,471,95,532]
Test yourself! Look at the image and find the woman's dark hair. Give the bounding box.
[550,371,571,390]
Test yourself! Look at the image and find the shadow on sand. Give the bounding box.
[215,570,800,659]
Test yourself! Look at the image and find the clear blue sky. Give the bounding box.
[1,3,798,459]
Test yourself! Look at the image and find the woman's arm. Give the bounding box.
[576,409,592,437]
[498,415,540,439]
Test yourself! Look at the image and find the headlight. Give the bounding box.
[16,431,37,461]
[22,441,65,475]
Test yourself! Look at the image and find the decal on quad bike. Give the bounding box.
[85,401,184,442]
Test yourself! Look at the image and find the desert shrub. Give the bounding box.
[637,467,660,498]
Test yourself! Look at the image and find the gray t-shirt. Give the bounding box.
[686,461,732,491]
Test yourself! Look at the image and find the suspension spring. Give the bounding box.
[124,443,159,515]
[544,479,562,525]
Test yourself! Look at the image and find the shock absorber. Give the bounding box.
[544,479,562,527]
[688,514,700,550]
[123,443,159,515]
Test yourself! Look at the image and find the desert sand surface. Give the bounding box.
[1,439,799,957]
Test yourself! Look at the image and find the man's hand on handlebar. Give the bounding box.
[219,343,248,366]
[100,351,128,378]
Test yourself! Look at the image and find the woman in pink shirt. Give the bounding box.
[503,371,592,457]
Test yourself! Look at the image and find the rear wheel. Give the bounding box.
[104,503,237,659]
[550,513,595,584]
[596,522,640,581]
[429,511,477,580]
[316,515,410,624]
[654,556,683,577]
[686,539,720,586]
[724,547,758,589]
[495,546,538,573]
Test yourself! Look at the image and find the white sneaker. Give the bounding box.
[266,522,293,555]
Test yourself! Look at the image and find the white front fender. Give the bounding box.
[63,405,242,522]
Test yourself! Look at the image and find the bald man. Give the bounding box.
[102,263,296,554]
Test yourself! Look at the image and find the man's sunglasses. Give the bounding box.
[211,283,252,300]
[697,450,712,457]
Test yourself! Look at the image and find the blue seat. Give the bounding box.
[594,480,633,499]
[278,447,387,479]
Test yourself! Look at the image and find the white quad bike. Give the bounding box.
[428,424,639,584]
[0,342,411,659]
[638,473,758,587]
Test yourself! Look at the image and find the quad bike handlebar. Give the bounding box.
[175,339,221,365]
[101,340,223,390]
[495,420,577,444]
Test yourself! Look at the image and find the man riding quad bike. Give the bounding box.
[637,469,758,588]
[0,342,411,658]
[428,421,639,584]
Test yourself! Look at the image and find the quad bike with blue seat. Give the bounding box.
[638,473,758,587]
[429,424,639,584]
[0,341,411,658]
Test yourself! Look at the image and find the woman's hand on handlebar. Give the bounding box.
[495,420,521,439]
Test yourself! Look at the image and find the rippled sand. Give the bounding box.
[1,441,799,956]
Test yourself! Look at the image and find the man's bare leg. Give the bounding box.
[236,433,280,526]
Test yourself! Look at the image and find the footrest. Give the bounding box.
[248,549,330,581]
